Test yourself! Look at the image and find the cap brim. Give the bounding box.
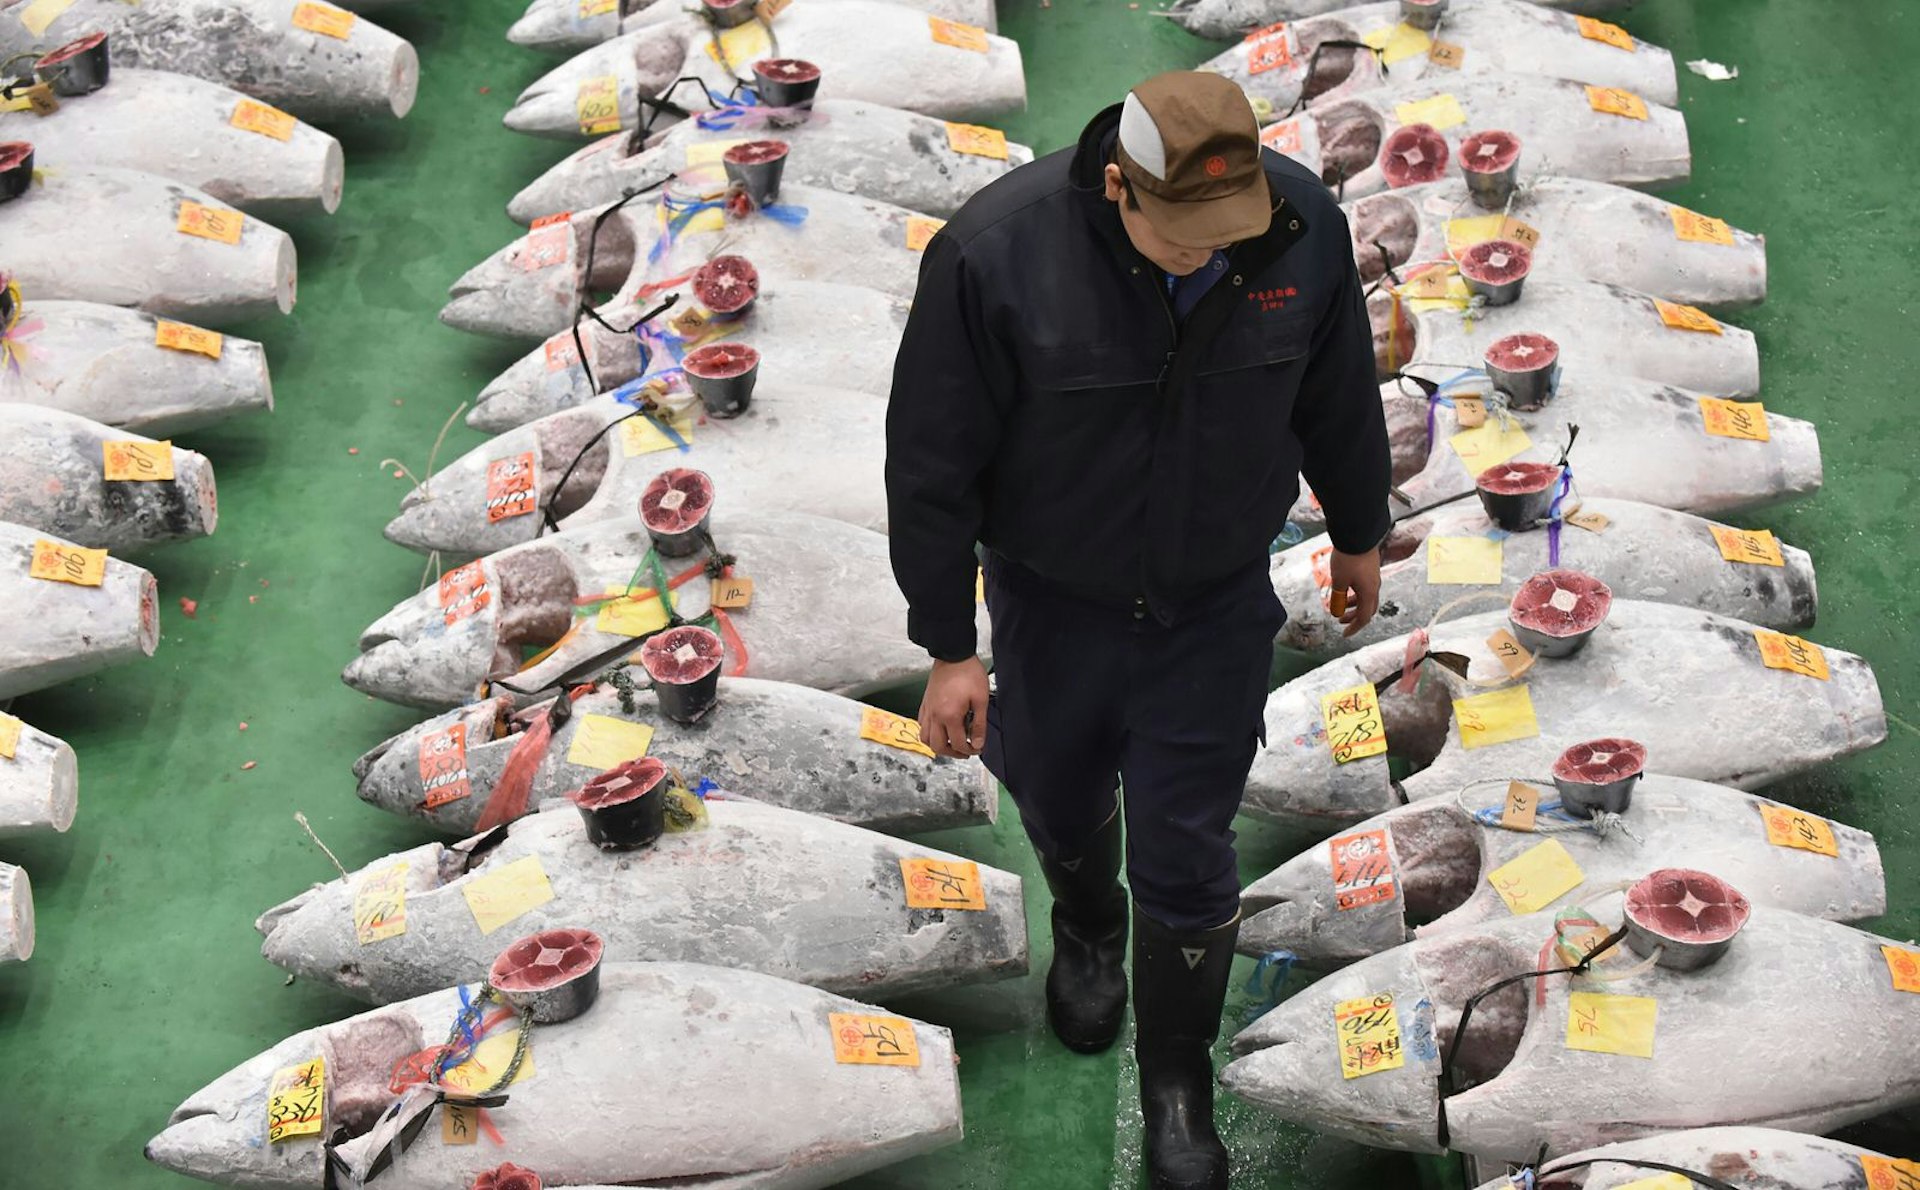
[1132,177,1272,251]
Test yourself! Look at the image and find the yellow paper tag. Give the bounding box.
[945,121,1009,160]
[906,215,946,252]
[462,855,555,936]
[704,20,773,66]
[265,1058,326,1143]
[1611,1177,1690,1190]
[1334,994,1405,1079]
[900,858,987,910]
[1405,270,1472,314]
[1861,1156,1920,1190]
[860,706,935,758]
[1362,22,1432,66]
[441,1102,479,1146]
[103,440,176,482]
[1565,508,1611,534]
[1394,93,1467,131]
[1452,396,1486,428]
[1881,945,1920,994]
[711,574,753,608]
[580,0,617,14]
[1565,990,1658,1057]
[928,15,990,52]
[352,863,409,945]
[16,0,74,37]
[1454,685,1540,750]
[1699,397,1768,441]
[29,539,106,587]
[1320,683,1388,765]
[1670,206,1734,245]
[1485,629,1535,679]
[176,201,245,245]
[1585,85,1648,120]
[0,712,19,760]
[1576,15,1635,50]
[1427,40,1465,69]
[441,1031,534,1094]
[231,99,297,142]
[1501,781,1539,831]
[1442,214,1503,253]
[1709,525,1784,567]
[1425,536,1503,585]
[567,713,655,771]
[1754,629,1830,680]
[1757,803,1839,857]
[155,320,223,359]
[594,586,672,637]
[576,75,622,136]
[292,1,357,39]
[618,410,695,456]
[1488,838,1584,915]
[684,137,747,170]
[0,82,56,114]
[830,1013,921,1065]
[1655,298,1721,334]
[1448,422,1533,472]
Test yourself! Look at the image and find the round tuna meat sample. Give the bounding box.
[490,927,606,1023]
[1509,568,1611,658]
[1474,460,1561,530]
[35,32,110,96]
[1624,868,1751,970]
[752,59,823,109]
[1457,239,1532,306]
[692,255,760,317]
[1379,123,1449,189]
[1550,737,1647,817]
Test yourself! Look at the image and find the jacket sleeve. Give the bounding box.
[884,231,1013,661]
[1290,217,1392,556]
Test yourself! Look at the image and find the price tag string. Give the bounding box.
[1451,777,1642,841]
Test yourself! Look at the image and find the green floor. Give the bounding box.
[3,0,1917,1186]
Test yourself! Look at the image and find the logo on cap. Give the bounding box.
[1204,154,1228,177]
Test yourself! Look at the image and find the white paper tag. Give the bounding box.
[673,643,697,664]
[660,489,688,511]
[1549,588,1580,614]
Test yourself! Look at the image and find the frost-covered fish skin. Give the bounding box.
[0,406,218,550]
[508,0,998,54]
[1170,0,1634,41]
[508,98,1031,226]
[1239,777,1885,966]
[442,184,927,342]
[353,680,995,836]
[3,299,274,436]
[0,715,76,839]
[2,165,296,323]
[1,67,344,217]
[1467,1127,1920,1190]
[1245,602,1886,826]
[503,0,1024,140]
[0,862,31,963]
[1274,498,1817,656]
[1264,73,1687,202]
[1222,905,1920,1161]
[466,279,905,432]
[384,390,884,557]
[0,520,157,698]
[1202,1,1676,114]
[352,511,976,706]
[145,962,962,1188]
[258,799,1026,1003]
[0,0,420,121]
[1347,177,1766,310]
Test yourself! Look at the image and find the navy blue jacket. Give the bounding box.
[885,102,1392,661]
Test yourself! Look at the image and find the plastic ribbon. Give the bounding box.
[608,386,695,452]
[0,275,41,375]
[1395,627,1430,694]
[1545,464,1575,566]
[1241,950,1298,1021]
[1416,368,1484,450]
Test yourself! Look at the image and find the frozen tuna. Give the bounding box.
[1257,72,1687,202]
[1170,0,1636,43]
[1,163,297,322]
[353,679,994,836]
[1222,902,1920,1162]
[0,714,76,838]
[1245,601,1886,826]
[2,298,274,435]
[467,278,905,432]
[1203,1,1676,116]
[259,798,1025,1003]
[509,98,1030,225]
[0,0,420,121]
[1274,498,1817,656]
[0,861,31,963]
[1349,177,1767,309]
[509,0,999,53]
[352,510,977,705]
[1468,1127,1920,1190]
[3,65,344,216]
[1240,775,1885,966]
[145,961,962,1187]
[384,390,884,557]
[442,184,927,342]
[0,405,217,550]
[0,520,157,697]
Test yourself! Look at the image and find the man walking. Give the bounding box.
[885,71,1389,1189]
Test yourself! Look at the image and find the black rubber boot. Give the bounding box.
[1037,804,1129,1053]
[1134,907,1239,1190]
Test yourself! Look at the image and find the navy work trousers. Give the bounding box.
[980,553,1286,932]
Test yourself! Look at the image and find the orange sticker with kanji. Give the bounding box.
[1757,803,1838,857]
[176,201,244,245]
[485,452,538,523]
[28,539,106,587]
[1329,829,1395,910]
[1881,945,1920,995]
[905,215,945,252]
[1862,1156,1920,1190]
[1260,120,1303,155]
[945,122,1009,160]
[860,706,934,758]
[1754,629,1829,680]
[1699,397,1768,440]
[900,858,987,910]
[829,1013,921,1066]
[231,98,297,141]
[1576,16,1634,50]
[928,15,990,52]
[1669,206,1735,245]
[1655,299,1721,335]
[418,723,474,809]
[103,440,175,481]
[520,223,572,271]
[1245,26,1293,74]
[438,559,491,626]
[1585,85,1648,120]
[292,1,357,39]
[155,320,223,359]
[543,334,582,372]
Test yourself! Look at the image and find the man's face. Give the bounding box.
[1103,163,1225,276]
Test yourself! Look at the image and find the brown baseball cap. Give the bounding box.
[1113,71,1272,250]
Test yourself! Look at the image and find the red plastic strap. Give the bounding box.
[709,604,748,677]
[475,1106,505,1146]
[1396,628,1430,694]
[633,269,696,301]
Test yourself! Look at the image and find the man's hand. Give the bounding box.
[918,656,990,759]
[1327,547,1382,637]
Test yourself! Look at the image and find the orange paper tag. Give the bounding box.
[1757,803,1839,857]
[928,15,990,52]
[830,1013,921,1066]
[231,98,297,141]
[1565,508,1611,534]
[176,200,244,245]
[710,575,753,608]
[1881,945,1920,995]
[266,1058,326,1142]
[1585,85,1648,120]
[1654,299,1721,334]
[905,215,946,252]
[0,81,57,115]
[1754,629,1830,680]
[438,560,491,626]
[1245,25,1293,74]
[441,1102,479,1146]
[1862,1156,1920,1190]
[1320,683,1388,764]
[945,121,1009,160]
[155,320,223,359]
[1452,396,1486,428]
[485,453,538,523]
[1485,629,1536,679]
[1709,524,1784,567]
[352,863,409,944]
[543,335,582,372]
[103,440,175,482]
[900,858,986,910]
[1427,40,1465,69]
[1329,829,1395,910]
[755,0,792,20]
[576,75,621,136]
[1260,120,1304,155]
[1499,217,1541,250]
[0,712,21,760]
[28,539,106,587]
[1699,397,1768,440]
[1501,781,1539,831]
[292,1,357,39]
[1576,15,1635,50]
[1669,205,1734,245]
[860,706,934,758]
[418,723,474,810]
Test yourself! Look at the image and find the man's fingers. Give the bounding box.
[966,691,988,752]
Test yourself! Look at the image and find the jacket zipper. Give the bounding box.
[1151,266,1179,393]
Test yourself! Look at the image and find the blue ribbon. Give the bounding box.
[1545,464,1574,565]
[1240,950,1298,1021]
[693,87,764,130]
[608,385,694,452]
[1421,367,1487,446]
[1270,521,1305,553]
[692,777,718,799]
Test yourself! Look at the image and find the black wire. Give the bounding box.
[568,176,674,393]
[1373,239,1402,287]
[1282,39,1385,120]
[1526,1157,1743,1190]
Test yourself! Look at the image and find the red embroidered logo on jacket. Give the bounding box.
[1248,285,1300,313]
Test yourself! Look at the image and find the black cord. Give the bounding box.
[1527,1157,1743,1190]
[1373,239,1402,287]
[568,176,674,393]
[1282,39,1385,120]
